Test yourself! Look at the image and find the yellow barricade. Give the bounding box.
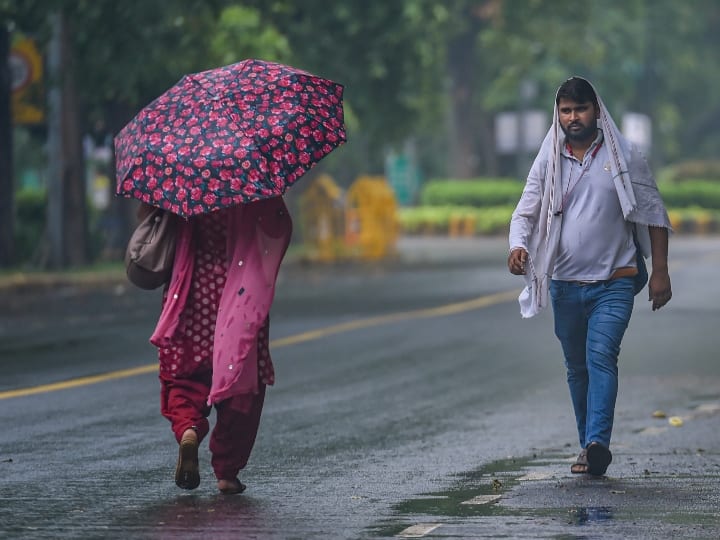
[298,174,346,262]
[345,176,398,260]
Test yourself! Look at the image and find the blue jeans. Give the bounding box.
[549,278,634,449]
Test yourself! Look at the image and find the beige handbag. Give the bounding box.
[124,207,177,289]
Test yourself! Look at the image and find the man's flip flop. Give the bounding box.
[586,442,612,476]
[570,449,588,474]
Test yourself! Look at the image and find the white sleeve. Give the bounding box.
[509,157,545,251]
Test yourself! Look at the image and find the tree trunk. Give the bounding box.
[105,100,137,257]
[446,29,479,179]
[47,11,87,268]
[0,26,14,267]
[61,14,87,266]
[445,6,503,179]
[477,109,499,176]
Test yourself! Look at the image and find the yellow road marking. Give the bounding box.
[271,290,518,348]
[0,289,518,401]
[0,365,158,400]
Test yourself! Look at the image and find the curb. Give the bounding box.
[1,230,716,294]
[0,269,128,293]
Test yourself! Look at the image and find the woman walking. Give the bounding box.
[146,196,292,494]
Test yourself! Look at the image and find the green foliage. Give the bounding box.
[11,187,115,265]
[420,178,720,210]
[66,1,229,121]
[8,0,720,269]
[660,161,720,183]
[242,0,451,156]
[659,181,720,209]
[420,179,523,207]
[9,0,720,170]
[208,6,291,66]
[13,188,45,263]
[404,177,720,236]
[10,0,720,175]
[398,205,514,235]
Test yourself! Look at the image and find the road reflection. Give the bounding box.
[113,493,280,539]
[568,505,613,525]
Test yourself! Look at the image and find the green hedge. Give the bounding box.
[656,181,720,209]
[659,160,720,182]
[421,178,720,210]
[14,189,46,263]
[399,205,720,235]
[420,179,523,207]
[398,205,514,235]
[13,189,107,265]
[408,176,720,235]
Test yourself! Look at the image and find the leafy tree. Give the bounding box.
[3,1,235,266]
[240,0,453,178]
[457,0,720,172]
[5,0,720,268]
[208,5,291,66]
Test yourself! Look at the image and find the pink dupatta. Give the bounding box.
[150,197,292,405]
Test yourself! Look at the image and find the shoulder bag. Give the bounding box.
[124,206,177,290]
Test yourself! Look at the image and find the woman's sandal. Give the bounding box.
[586,442,612,476]
[218,478,247,495]
[570,449,588,474]
[175,429,200,490]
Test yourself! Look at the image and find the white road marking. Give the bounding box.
[694,402,720,414]
[517,471,553,481]
[637,426,668,436]
[397,523,442,537]
[460,494,501,505]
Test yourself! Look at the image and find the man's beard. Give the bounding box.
[561,120,597,142]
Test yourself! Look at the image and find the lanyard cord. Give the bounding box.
[554,141,603,216]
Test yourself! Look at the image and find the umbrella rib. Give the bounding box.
[189,75,217,98]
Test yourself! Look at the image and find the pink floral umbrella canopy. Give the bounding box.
[114,59,346,217]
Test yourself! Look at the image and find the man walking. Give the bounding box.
[508,77,672,476]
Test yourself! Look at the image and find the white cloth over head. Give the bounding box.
[509,77,671,318]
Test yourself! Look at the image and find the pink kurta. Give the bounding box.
[151,197,292,405]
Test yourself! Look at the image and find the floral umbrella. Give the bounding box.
[114,59,346,217]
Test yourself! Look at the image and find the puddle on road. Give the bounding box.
[387,457,529,518]
[367,455,557,537]
[365,451,720,539]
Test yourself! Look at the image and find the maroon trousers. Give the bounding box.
[160,372,266,481]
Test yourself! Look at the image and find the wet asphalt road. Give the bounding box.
[1,236,719,539]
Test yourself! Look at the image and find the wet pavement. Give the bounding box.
[376,406,720,539]
[1,236,719,539]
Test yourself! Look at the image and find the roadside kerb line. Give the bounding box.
[0,289,519,401]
